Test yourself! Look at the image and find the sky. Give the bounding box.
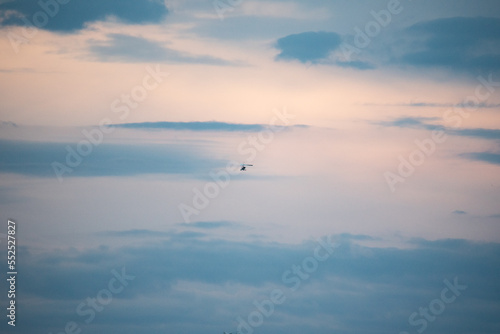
[1,0,500,333]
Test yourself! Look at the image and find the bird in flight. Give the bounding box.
[240,164,253,171]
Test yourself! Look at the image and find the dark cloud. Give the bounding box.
[110,121,308,132]
[273,31,376,69]
[335,60,375,70]
[5,235,500,333]
[283,17,500,73]
[454,128,500,140]
[461,152,500,165]
[111,120,266,132]
[89,33,237,65]
[0,138,221,179]
[275,31,342,63]
[0,0,168,32]
[272,17,500,73]
[398,17,500,75]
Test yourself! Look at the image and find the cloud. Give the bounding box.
[461,152,500,165]
[0,121,18,127]
[334,233,376,241]
[273,31,375,69]
[272,17,500,72]
[109,121,306,132]
[275,31,342,63]
[99,229,208,239]
[0,0,168,32]
[377,117,443,132]
[335,60,375,70]
[378,117,500,166]
[379,117,500,140]
[377,117,500,166]
[454,128,500,140]
[367,102,500,108]
[398,17,500,75]
[382,116,441,129]
[0,138,221,178]
[452,210,468,215]
[178,221,239,229]
[98,229,173,237]
[7,235,500,333]
[88,33,237,65]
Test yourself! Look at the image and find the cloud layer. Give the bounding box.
[273,17,500,75]
[0,138,220,178]
[5,234,500,334]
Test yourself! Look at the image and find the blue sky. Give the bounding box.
[1,0,500,333]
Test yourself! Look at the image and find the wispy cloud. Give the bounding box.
[379,117,500,140]
[88,33,238,65]
[378,117,500,166]
[461,152,500,165]
[109,121,308,132]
